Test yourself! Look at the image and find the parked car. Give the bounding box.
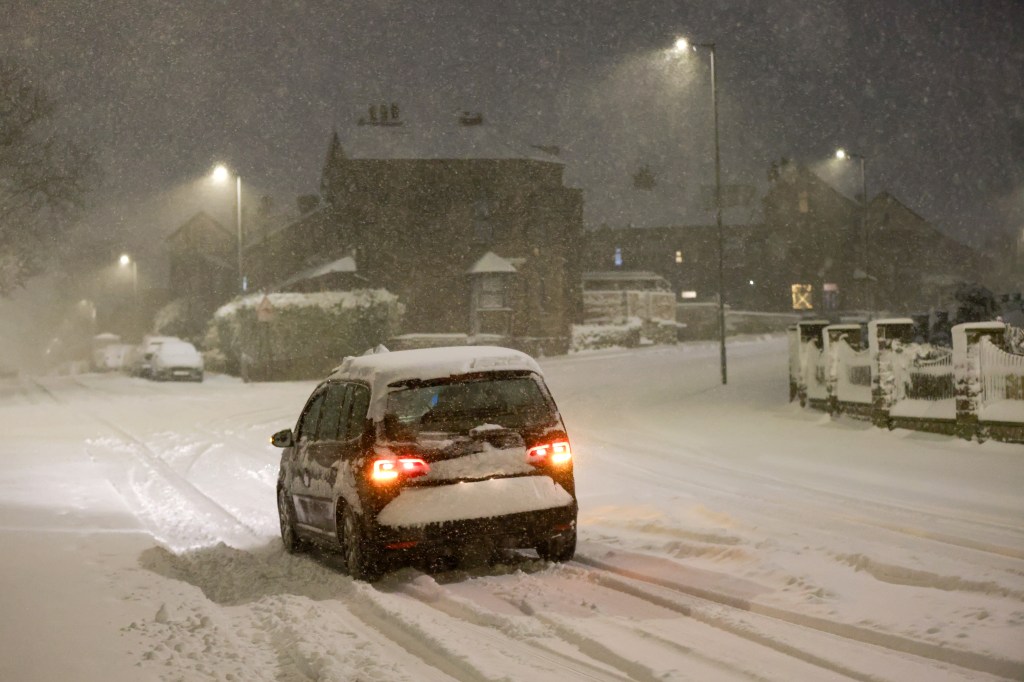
[93,343,133,372]
[272,345,577,580]
[150,339,204,382]
[126,335,176,378]
[90,333,122,371]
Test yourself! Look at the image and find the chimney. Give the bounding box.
[358,102,402,126]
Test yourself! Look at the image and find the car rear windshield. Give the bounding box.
[385,373,557,438]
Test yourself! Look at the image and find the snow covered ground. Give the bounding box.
[1,335,1022,681]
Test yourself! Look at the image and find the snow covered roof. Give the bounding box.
[467,252,517,274]
[329,345,544,421]
[213,290,397,319]
[278,256,358,289]
[335,120,562,164]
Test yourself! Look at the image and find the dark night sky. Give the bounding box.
[3,0,1023,275]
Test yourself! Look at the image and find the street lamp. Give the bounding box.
[118,253,138,301]
[673,36,727,385]
[212,163,245,293]
[835,148,870,309]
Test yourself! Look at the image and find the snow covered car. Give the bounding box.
[149,339,204,382]
[272,346,577,580]
[126,335,175,378]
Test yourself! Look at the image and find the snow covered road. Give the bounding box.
[1,336,1022,681]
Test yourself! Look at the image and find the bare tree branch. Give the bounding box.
[0,58,96,295]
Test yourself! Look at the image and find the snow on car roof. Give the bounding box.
[328,346,544,421]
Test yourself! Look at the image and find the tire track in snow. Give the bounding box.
[584,427,1024,580]
[574,549,1024,681]
[32,378,261,548]
[390,572,636,682]
[87,414,263,546]
[588,428,1024,544]
[393,567,847,682]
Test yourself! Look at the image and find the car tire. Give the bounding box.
[340,504,380,581]
[536,528,576,562]
[277,487,304,554]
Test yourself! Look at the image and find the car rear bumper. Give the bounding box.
[155,368,203,381]
[372,502,577,553]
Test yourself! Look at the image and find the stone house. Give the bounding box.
[251,108,584,354]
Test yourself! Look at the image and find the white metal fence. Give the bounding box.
[835,339,872,404]
[893,346,954,402]
[979,336,1024,408]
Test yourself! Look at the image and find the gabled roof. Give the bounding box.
[332,119,562,164]
[870,191,927,224]
[278,256,359,290]
[467,252,517,274]
[165,211,233,243]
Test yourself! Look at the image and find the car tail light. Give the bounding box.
[527,440,572,467]
[370,457,430,485]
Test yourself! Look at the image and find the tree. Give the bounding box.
[952,281,997,324]
[0,58,95,295]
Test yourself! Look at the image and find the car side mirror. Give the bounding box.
[270,429,294,448]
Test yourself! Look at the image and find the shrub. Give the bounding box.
[208,290,403,379]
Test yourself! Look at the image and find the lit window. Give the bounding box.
[791,283,813,310]
[675,250,684,264]
[614,247,623,267]
[798,191,809,213]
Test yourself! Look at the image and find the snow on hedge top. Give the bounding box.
[329,345,544,421]
[213,290,397,319]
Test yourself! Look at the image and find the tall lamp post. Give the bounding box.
[212,164,245,293]
[118,253,138,302]
[835,149,869,309]
[675,37,727,385]
[118,253,139,339]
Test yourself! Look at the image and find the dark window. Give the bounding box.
[343,385,371,441]
[315,383,349,441]
[386,375,556,437]
[478,274,507,309]
[296,391,326,441]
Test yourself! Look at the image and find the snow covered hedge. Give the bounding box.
[207,290,403,379]
[571,319,642,352]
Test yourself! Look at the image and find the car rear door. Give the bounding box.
[300,382,349,531]
[303,382,372,534]
[289,387,326,530]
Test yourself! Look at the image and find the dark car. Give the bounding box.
[272,346,577,580]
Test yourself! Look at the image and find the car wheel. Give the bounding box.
[536,528,576,562]
[277,487,304,554]
[340,504,380,581]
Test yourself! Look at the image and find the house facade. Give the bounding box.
[165,211,237,335]
[251,109,584,354]
[582,161,987,316]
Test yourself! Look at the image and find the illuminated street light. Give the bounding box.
[118,253,138,302]
[673,35,727,385]
[835,147,870,309]
[211,164,245,293]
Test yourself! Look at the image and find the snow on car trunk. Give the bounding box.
[376,475,573,527]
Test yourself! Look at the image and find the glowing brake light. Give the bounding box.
[370,457,429,485]
[527,440,572,467]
